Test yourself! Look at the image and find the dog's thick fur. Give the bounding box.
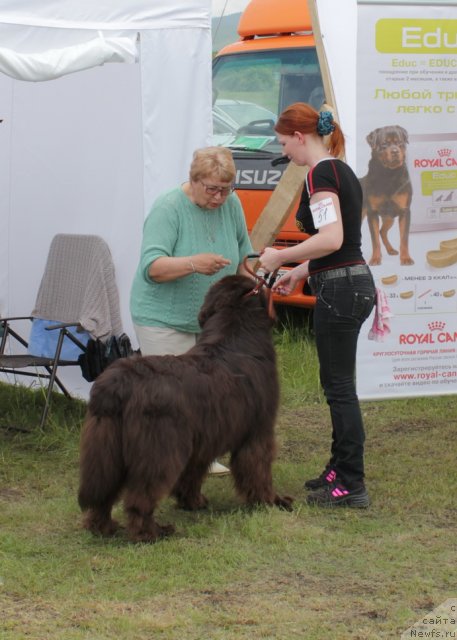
[360,125,414,266]
[78,275,292,543]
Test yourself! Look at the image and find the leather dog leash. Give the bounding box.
[243,253,279,319]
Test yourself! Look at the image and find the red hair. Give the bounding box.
[275,102,345,159]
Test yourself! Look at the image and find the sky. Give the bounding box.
[211,0,249,17]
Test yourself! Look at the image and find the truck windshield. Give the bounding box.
[212,48,323,152]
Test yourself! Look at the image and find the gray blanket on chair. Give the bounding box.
[32,234,123,340]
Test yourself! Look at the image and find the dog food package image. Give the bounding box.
[408,133,457,233]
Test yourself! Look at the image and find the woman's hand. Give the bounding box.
[258,247,285,273]
[192,253,231,275]
[149,253,231,282]
[272,262,309,296]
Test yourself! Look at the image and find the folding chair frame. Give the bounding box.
[0,317,87,429]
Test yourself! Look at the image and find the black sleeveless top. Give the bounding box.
[295,158,365,274]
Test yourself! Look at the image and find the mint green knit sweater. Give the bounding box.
[130,187,253,333]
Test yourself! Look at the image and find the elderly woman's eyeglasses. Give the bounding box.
[199,181,235,196]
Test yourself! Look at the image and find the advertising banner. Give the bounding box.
[356,1,457,399]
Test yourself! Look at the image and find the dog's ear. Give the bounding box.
[397,126,409,145]
[366,129,380,149]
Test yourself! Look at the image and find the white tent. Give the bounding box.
[0,1,212,397]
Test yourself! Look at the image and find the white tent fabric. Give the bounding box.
[141,28,213,224]
[0,34,138,81]
[0,0,212,398]
[0,1,210,30]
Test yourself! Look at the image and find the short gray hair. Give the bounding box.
[189,146,236,183]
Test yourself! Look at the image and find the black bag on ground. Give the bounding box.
[78,333,134,382]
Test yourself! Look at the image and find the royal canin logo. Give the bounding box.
[428,321,446,331]
[413,148,457,168]
[399,321,457,344]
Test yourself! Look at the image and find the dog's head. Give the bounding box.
[366,125,409,170]
[198,275,269,329]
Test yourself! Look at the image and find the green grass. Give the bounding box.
[0,323,456,639]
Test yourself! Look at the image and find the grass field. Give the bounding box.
[0,322,456,639]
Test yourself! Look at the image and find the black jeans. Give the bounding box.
[310,267,376,487]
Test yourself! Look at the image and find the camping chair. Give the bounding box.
[0,233,124,429]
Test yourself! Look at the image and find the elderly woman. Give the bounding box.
[130,146,253,475]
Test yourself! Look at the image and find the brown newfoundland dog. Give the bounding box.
[78,274,293,542]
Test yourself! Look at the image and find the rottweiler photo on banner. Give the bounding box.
[356,0,457,399]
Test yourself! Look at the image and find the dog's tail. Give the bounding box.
[78,367,129,512]
[78,412,125,511]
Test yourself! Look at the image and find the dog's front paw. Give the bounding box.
[400,255,414,265]
[83,511,120,537]
[274,494,294,511]
[129,521,176,543]
[369,255,382,266]
[157,523,176,538]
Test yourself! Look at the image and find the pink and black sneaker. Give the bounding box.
[306,480,370,508]
[304,467,336,491]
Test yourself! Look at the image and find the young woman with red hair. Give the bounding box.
[259,102,376,508]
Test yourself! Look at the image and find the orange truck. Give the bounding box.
[212,0,325,308]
